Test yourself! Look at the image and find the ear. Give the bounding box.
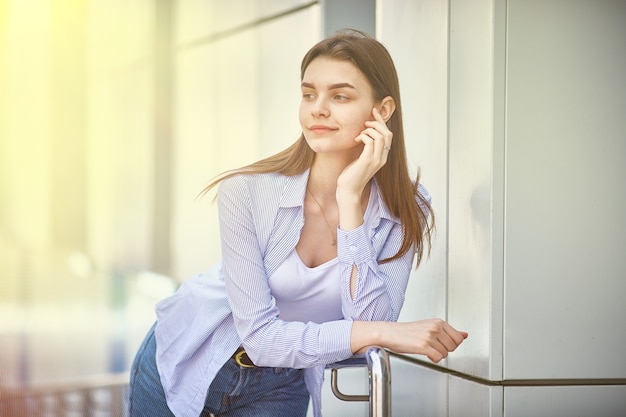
[377,96,396,122]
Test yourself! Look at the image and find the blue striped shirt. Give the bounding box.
[154,169,430,417]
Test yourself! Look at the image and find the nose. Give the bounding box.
[311,97,329,117]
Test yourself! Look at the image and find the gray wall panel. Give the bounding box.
[504,386,626,417]
[504,0,626,380]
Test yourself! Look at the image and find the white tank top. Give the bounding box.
[268,250,342,323]
[268,182,380,323]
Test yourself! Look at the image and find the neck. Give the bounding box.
[308,152,357,200]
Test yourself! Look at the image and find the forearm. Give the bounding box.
[337,189,363,231]
[350,320,387,354]
[242,319,353,368]
[350,319,469,363]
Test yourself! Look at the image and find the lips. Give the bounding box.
[308,125,337,134]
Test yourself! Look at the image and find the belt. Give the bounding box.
[232,346,256,368]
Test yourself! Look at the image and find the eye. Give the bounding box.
[334,94,349,101]
[302,92,316,100]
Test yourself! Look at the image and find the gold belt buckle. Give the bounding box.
[234,349,255,368]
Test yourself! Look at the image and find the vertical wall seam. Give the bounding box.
[494,0,509,413]
[445,0,452,415]
[500,0,509,392]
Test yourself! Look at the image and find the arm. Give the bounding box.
[336,216,414,322]
[350,319,469,363]
[336,108,468,360]
[217,175,353,368]
[337,191,468,362]
[335,107,412,321]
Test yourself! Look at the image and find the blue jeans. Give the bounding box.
[128,324,310,417]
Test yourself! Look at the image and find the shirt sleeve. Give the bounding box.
[217,175,353,369]
[336,222,412,322]
[337,184,432,322]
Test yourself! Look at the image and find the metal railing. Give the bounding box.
[328,346,391,417]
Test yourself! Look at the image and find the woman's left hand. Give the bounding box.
[336,106,392,202]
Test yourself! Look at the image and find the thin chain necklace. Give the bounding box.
[307,187,337,246]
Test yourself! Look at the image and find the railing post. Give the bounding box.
[365,346,391,417]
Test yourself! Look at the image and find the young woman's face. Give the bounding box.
[299,57,377,155]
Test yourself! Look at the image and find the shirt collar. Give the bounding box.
[278,169,400,225]
[279,169,310,208]
[371,179,400,224]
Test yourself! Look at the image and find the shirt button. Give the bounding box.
[349,245,357,252]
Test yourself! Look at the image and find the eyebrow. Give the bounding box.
[301,82,357,90]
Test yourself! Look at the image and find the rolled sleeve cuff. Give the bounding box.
[337,225,375,265]
[319,320,354,363]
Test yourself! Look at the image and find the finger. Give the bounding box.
[432,339,452,358]
[439,321,467,342]
[360,127,390,156]
[360,127,385,143]
[425,344,448,363]
[364,119,389,135]
[355,129,385,156]
[421,320,461,353]
[364,113,392,148]
[372,106,385,122]
[354,131,377,147]
[435,332,459,353]
[368,107,390,129]
[440,330,468,353]
[359,130,391,166]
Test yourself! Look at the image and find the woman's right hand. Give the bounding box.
[351,319,468,363]
[383,319,468,363]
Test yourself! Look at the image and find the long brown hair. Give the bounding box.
[202,29,434,266]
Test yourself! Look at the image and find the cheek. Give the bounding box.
[343,110,371,134]
[342,124,363,139]
[298,103,307,128]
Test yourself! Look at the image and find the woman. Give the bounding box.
[129,30,467,417]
